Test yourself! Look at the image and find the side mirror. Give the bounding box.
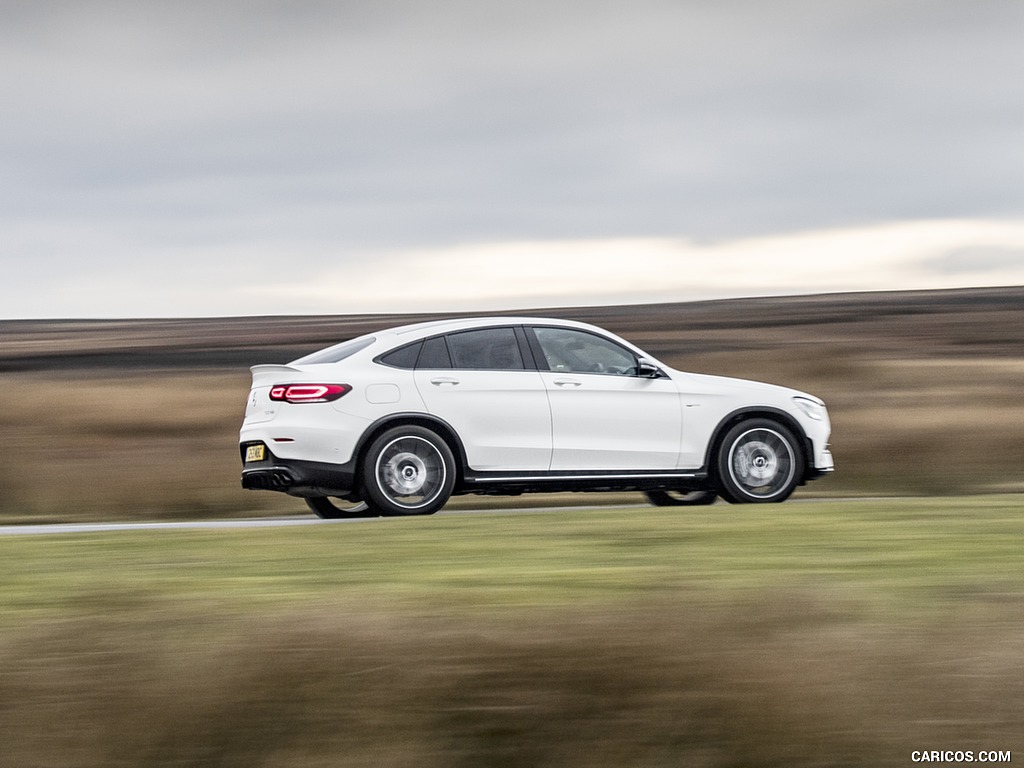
[636,358,663,378]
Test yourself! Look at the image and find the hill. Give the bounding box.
[3,286,1024,371]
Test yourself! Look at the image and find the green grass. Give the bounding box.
[2,497,1023,767]
[5,496,1021,622]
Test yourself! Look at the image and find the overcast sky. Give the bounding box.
[3,0,1024,319]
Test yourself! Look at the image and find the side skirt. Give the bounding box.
[458,469,709,496]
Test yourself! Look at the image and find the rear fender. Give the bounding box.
[350,412,469,489]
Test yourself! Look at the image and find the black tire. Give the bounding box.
[305,497,372,519]
[361,425,456,516]
[716,419,803,504]
[644,490,718,507]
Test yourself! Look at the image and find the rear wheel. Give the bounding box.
[306,497,371,519]
[644,490,717,506]
[361,425,456,516]
[716,419,803,504]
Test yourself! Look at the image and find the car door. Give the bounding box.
[413,327,553,471]
[529,325,683,470]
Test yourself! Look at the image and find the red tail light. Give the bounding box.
[269,384,351,403]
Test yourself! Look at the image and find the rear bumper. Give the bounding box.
[240,442,358,498]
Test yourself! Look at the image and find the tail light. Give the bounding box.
[269,384,351,403]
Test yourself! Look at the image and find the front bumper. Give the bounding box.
[240,442,358,497]
[818,449,835,472]
[805,448,834,480]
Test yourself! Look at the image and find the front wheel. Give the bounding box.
[361,425,456,516]
[716,419,803,504]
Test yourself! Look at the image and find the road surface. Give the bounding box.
[0,504,645,536]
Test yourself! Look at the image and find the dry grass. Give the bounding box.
[0,372,296,521]
[3,288,1024,520]
[1,595,1021,768]
[3,352,1019,521]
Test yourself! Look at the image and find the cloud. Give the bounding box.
[240,218,1024,315]
[5,217,1024,318]
[3,1,1024,317]
[925,247,1024,275]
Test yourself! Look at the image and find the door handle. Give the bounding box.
[553,379,582,387]
[430,377,460,386]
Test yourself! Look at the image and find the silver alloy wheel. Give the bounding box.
[727,427,795,500]
[375,436,447,510]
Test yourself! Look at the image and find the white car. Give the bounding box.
[240,317,833,518]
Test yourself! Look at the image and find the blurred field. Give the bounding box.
[4,287,1023,768]
[1,497,1022,767]
[2,286,1024,521]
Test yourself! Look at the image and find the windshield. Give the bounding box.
[290,335,376,365]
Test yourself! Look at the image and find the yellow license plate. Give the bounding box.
[245,444,266,462]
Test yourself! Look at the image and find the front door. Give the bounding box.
[530,326,683,470]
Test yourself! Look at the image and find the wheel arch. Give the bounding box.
[703,407,813,485]
[352,412,469,492]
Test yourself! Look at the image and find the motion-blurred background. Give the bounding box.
[4,2,1024,765]
[2,287,1022,522]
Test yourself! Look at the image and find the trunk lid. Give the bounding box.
[243,364,302,425]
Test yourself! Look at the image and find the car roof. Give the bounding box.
[385,316,600,339]
[289,316,651,367]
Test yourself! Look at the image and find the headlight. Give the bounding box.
[793,396,825,421]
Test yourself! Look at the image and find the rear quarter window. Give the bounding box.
[377,341,423,369]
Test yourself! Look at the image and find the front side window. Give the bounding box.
[446,328,525,370]
[532,327,638,375]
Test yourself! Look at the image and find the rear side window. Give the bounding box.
[446,328,524,370]
[378,341,422,369]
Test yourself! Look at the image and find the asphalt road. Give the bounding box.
[0,517,347,536]
[0,504,637,536]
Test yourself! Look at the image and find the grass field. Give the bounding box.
[2,496,1022,767]
[2,353,1023,521]
[2,289,1022,763]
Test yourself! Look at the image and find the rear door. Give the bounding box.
[413,327,552,471]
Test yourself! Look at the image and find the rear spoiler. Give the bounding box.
[250,364,301,386]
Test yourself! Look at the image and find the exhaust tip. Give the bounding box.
[241,468,295,491]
